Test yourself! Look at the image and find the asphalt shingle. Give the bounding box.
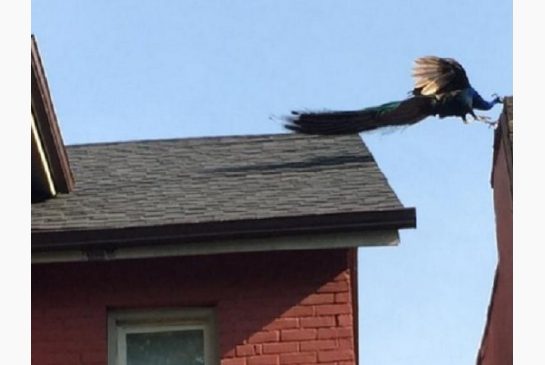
[31,133,406,232]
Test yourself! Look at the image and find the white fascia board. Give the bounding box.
[32,229,400,264]
[31,112,56,196]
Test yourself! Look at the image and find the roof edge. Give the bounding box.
[32,208,417,252]
[33,230,400,264]
[31,35,75,194]
[491,96,513,193]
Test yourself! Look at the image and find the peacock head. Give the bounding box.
[491,93,504,104]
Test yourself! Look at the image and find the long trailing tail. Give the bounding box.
[283,96,436,135]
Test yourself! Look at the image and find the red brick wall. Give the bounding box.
[32,248,357,365]
[477,120,513,365]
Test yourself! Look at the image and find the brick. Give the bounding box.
[263,318,299,331]
[247,331,280,344]
[317,328,353,339]
[338,339,354,350]
[223,358,247,365]
[337,314,353,327]
[317,282,349,293]
[222,348,236,358]
[255,344,263,355]
[300,316,336,328]
[248,355,279,365]
[40,353,80,365]
[31,339,100,352]
[280,352,317,364]
[300,340,337,351]
[263,342,299,354]
[281,329,317,341]
[315,304,351,316]
[318,350,354,362]
[334,272,350,282]
[300,294,335,306]
[31,318,62,330]
[220,319,247,332]
[335,293,350,303]
[237,344,256,356]
[62,316,97,327]
[81,351,106,363]
[32,308,45,318]
[34,327,103,344]
[282,306,314,318]
[339,362,356,365]
[45,307,93,319]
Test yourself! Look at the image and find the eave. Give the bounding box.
[32,208,416,263]
[31,111,57,199]
[31,35,74,201]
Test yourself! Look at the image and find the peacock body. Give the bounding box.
[283,56,503,135]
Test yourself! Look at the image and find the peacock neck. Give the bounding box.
[471,88,497,110]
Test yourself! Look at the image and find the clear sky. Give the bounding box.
[31,1,512,364]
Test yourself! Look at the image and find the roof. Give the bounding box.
[31,35,74,201]
[32,133,415,251]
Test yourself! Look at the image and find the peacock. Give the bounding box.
[283,56,503,135]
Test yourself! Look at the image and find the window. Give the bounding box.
[108,308,217,365]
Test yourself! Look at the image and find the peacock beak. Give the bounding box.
[492,93,504,104]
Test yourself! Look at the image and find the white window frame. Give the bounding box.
[108,308,217,365]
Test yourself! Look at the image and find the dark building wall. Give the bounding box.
[32,248,358,365]
[477,98,513,365]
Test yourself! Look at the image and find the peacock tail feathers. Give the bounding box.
[284,97,435,135]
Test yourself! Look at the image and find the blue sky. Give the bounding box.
[30,1,513,364]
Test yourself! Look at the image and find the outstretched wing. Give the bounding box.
[411,56,470,96]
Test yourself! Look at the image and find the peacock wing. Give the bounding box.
[411,56,470,96]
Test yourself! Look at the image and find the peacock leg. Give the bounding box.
[470,113,498,128]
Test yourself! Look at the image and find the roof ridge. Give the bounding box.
[66,133,360,149]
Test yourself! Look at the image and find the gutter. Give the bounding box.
[32,208,416,254]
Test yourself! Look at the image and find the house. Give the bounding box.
[476,97,513,365]
[31,37,416,365]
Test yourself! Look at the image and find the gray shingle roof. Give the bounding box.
[32,133,406,232]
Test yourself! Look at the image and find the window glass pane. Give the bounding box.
[126,329,204,365]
